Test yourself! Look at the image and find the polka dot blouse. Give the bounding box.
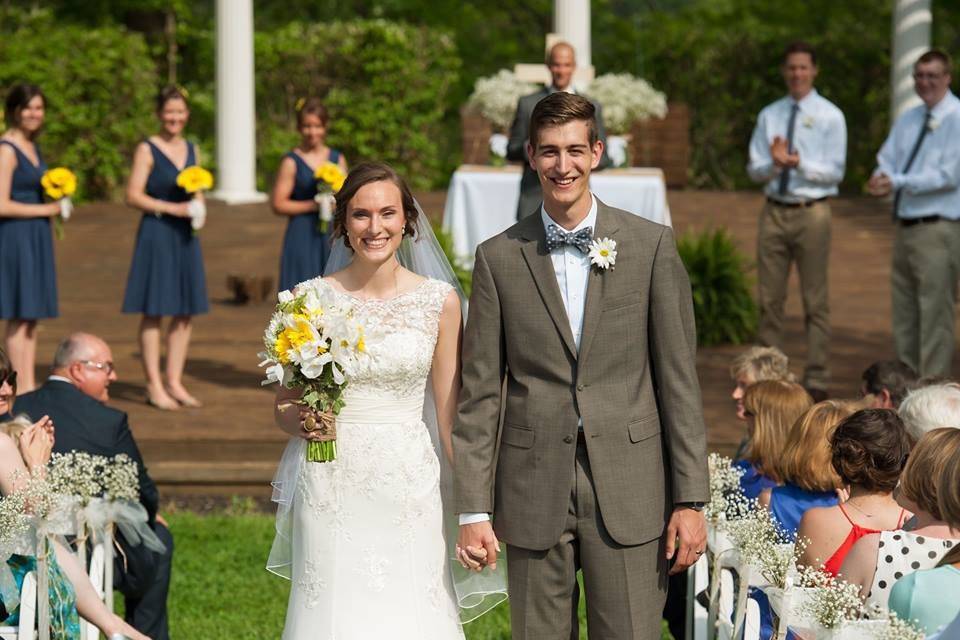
[866,530,959,610]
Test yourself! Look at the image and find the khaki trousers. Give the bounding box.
[506,441,667,640]
[756,200,832,389]
[891,219,960,377]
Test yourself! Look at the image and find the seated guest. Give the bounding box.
[730,346,794,420]
[888,435,960,635]
[859,360,917,409]
[0,350,149,639]
[898,383,960,439]
[797,409,912,573]
[759,400,854,537]
[14,334,172,640]
[840,428,960,609]
[738,380,812,499]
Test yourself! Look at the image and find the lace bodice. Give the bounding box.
[313,277,453,401]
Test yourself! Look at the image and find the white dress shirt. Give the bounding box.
[459,197,598,526]
[747,88,847,202]
[876,90,960,220]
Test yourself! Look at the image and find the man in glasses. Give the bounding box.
[868,49,960,378]
[14,332,173,640]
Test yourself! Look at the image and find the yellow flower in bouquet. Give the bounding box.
[176,166,214,194]
[315,162,346,193]
[41,167,77,200]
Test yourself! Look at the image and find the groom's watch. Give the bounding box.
[678,502,706,512]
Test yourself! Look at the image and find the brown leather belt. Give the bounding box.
[766,196,828,208]
[899,215,946,227]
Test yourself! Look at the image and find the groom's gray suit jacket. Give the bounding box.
[453,200,709,551]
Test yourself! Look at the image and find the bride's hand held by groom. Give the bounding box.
[457,521,500,572]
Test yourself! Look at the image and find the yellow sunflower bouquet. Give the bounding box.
[176,166,214,231]
[314,162,346,233]
[259,281,368,463]
[41,167,77,240]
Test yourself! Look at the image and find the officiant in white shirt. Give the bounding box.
[507,41,611,220]
[868,49,960,378]
[747,41,847,400]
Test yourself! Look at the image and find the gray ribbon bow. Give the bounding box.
[545,224,593,254]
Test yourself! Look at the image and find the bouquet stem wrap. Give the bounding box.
[301,406,337,463]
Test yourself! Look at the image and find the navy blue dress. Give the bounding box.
[0,140,58,319]
[122,140,209,316]
[277,149,338,292]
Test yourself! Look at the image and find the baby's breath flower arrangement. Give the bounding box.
[724,501,800,588]
[100,454,139,502]
[47,451,103,504]
[706,453,747,522]
[797,566,865,630]
[873,612,925,640]
[584,73,668,134]
[466,69,538,132]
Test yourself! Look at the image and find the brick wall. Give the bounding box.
[631,102,691,188]
[461,106,492,165]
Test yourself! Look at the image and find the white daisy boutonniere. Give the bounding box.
[928,117,940,132]
[588,237,617,271]
[801,115,815,128]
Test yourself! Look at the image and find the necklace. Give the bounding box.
[844,497,886,519]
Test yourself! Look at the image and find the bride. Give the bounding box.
[266,162,505,639]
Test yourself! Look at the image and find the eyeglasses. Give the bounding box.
[0,369,17,390]
[80,360,115,375]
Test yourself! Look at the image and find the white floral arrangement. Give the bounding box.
[796,565,864,629]
[585,73,668,134]
[47,452,140,503]
[467,69,538,132]
[724,500,800,588]
[706,453,747,522]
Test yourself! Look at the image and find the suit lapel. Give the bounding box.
[518,215,579,360]
[578,202,620,364]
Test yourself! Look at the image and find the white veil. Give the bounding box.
[267,200,508,623]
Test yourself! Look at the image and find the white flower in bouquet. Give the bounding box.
[585,73,668,135]
[489,133,508,159]
[873,611,926,640]
[467,69,538,131]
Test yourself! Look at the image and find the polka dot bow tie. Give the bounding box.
[545,224,594,254]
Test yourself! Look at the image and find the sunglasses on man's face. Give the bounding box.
[0,370,17,390]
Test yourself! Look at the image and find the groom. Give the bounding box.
[454,92,709,639]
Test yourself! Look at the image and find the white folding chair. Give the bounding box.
[0,570,38,640]
[687,554,709,640]
[81,542,107,640]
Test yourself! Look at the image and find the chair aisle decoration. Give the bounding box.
[700,455,927,640]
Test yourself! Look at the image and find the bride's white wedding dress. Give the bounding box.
[279,277,465,640]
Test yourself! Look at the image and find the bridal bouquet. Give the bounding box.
[176,166,214,231]
[41,166,77,240]
[260,281,368,462]
[314,162,346,233]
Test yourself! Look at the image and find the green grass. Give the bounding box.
[159,507,671,639]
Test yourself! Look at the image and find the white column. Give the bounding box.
[554,0,591,69]
[212,0,267,204]
[890,0,932,121]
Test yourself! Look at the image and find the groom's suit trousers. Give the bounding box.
[507,438,667,640]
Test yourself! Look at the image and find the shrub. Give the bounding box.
[677,228,758,346]
[0,12,157,200]
[255,20,461,191]
[433,223,472,298]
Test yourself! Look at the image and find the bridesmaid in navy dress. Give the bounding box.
[0,84,63,393]
[270,98,347,291]
[122,86,208,410]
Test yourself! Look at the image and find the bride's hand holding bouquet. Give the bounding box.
[261,282,368,462]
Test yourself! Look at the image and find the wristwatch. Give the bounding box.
[677,502,706,512]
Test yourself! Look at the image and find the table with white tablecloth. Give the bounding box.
[441,165,672,263]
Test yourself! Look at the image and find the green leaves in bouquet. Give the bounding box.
[677,228,757,347]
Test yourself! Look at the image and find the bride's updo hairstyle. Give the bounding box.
[333,161,419,250]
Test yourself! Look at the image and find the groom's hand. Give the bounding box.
[665,506,707,576]
[457,521,500,571]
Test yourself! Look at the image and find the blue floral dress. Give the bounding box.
[2,552,80,639]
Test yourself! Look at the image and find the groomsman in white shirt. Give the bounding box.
[868,49,960,378]
[747,41,847,401]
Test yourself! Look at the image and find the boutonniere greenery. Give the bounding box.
[588,237,617,271]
